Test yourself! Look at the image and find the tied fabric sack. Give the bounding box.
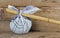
[8,5,40,34]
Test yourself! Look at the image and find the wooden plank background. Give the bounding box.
[0,32,60,38]
[0,0,60,32]
[0,0,60,7]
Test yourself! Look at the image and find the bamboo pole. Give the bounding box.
[6,8,60,25]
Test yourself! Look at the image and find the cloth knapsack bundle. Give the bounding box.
[8,5,40,34]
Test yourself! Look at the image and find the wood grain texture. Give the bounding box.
[0,32,60,38]
[0,21,10,32]
[0,0,60,7]
[31,0,60,7]
[0,0,31,7]
[0,8,4,20]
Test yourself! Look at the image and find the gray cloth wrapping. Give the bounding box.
[10,10,32,34]
[8,5,40,34]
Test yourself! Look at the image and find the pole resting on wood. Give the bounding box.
[6,7,60,25]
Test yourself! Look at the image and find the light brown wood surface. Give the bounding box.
[0,0,31,7]
[0,0,60,7]
[0,21,10,32]
[0,8,4,20]
[0,31,60,38]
